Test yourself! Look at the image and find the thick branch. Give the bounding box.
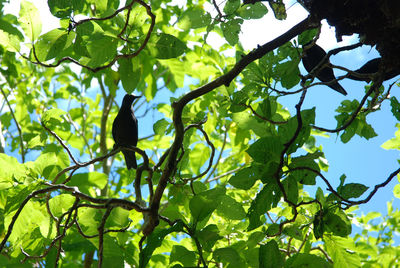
[145,16,316,236]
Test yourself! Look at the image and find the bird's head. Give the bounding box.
[122,94,141,107]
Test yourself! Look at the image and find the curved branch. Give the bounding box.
[145,16,317,236]
[312,78,382,133]
[27,0,155,73]
[183,124,216,183]
[205,124,228,182]
[0,183,149,253]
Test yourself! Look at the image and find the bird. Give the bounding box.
[112,94,140,170]
[302,42,348,95]
[348,58,400,82]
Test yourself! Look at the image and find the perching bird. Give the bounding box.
[348,58,400,82]
[112,94,140,169]
[302,43,348,95]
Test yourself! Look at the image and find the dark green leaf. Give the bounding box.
[246,136,283,164]
[213,247,245,267]
[247,183,280,231]
[216,195,246,220]
[259,240,283,268]
[324,210,352,237]
[229,167,259,190]
[189,187,225,223]
[237,3,268,19]
[390,96,400,121]
[147,33,186,59]
[221,19,243,46]
[285,253,331,268]
[139,221,184,268]
[338,183,368,199]
[35,29,75,61]
[177,8,212,30]
[313,210,324,239]
[223,0,241,14]
[282,175,298,204]
[118,57,141,94]
[268,0,287,20]
[197,224,223,252]
[275,60,300,89]
[170,245,196,267]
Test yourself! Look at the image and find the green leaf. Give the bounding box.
[268,0,287,20]
[153,119,170,136]
[259,240,283,268]
[247,183,280,231]
[86,35,118,67]
[221,19,243,46]
[67,172,108,191]
[246,136,284,164]
[283,224,303,241]
[229,166,259,190]
[282,175,298,204]
[35,28,75,61]
[0,154,25,188]
[289,152,320,185]
[247,231,265,248]
[0,29,21,52]
[266,223,280,237]
[223,0,241,14]
[139,221,184,268]
[41,108,67,126]
[177,8,212,30]
[313,210,324,239]
[108,207,130,228]
[48,0,83,18]
[213,247,245,268]
[338,183,368,199]
[147,33,187,59]
[118,57,141,94]
[216,195,246,220]
[390,96,400,121]
[394,184,400,199]
[19,0,42,41]
[102,236,125,268]
[275,60,300,89]
[197,224,223,252]
[30,152,60,178]
[324,236,361,267]
[170,245,196,267]
[298,28,319,45]
[285,253,331,268]
[382,123,400,150]
[189,187,225,223]
[324,210,352,237]
[49,194,76,217]
[237,3,268,19]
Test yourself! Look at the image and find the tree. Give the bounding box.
[0,0,399,267]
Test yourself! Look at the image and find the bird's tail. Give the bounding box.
[123,150,137,170]
[329,82,348,95]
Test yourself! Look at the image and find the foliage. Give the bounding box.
[0,0,399,267]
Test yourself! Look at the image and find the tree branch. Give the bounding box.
[144,16,317,236]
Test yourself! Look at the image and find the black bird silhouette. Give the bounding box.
[302,43,348,95]
[112,94,140,170]
[348,58,400,82]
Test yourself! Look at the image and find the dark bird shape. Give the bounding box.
[348,58,400,82]
[112,94,140,170]
[302,43,348,95]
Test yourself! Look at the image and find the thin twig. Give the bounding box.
[0,88,25,162]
